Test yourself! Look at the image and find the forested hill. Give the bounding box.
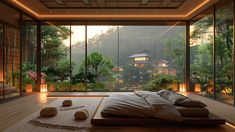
[71,26,185,68]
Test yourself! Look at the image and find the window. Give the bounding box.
[41,24,70,92]
[119,25,185,92]
[22,15,37,93]
[190,7,214,98]
[215,0,234,104]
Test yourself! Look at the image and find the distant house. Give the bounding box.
[153,59,177,76]
[128,53,150,68]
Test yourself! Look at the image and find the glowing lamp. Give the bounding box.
[179,83,186,92]
[26,84,33,93]
[40,83,47,93]
[194,83,201,93]
[171,83,179,92]
[0,72,3,82]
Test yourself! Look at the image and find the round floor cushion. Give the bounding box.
[40,107,58,117]
[62,100,73,107]
[74,109,89,120]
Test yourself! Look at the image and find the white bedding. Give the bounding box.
[101,92,182,121]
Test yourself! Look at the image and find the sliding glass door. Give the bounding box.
[190,0,234,105]
[190,7,214,98]
[119,25,185,91]
[38,23,186,92]
[41,24,70,92]
[215,0,234,104]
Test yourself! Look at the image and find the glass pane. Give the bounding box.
[87,26,118,92]
[71,25,86,91]
[0,23,3,100]
[215,0,234,105]
[190,7,214,98]
[119,26,185,92]
[22,17,37,93]
[41,25,70,92]
[4,26,20,99]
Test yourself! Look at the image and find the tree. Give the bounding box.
[163,33,185,81]
[55,59,73,81]
[79,52,114,81]
[41,26,70,68]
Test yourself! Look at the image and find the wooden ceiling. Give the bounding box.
[39,0,186,9]
[7,0,218,20]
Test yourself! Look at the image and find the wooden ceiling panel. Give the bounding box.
[65,2,90,7]
[39,0,186,9]
[145,2,162,7]
[168,2,183,7]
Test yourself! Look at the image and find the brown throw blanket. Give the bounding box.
[101,92,182,121]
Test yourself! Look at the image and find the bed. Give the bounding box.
[91,90,226,126]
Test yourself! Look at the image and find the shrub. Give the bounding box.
[143,74,180,91]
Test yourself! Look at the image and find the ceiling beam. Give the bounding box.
[55,0,64,5]
[140,0,149,5]
[83,0,90,5]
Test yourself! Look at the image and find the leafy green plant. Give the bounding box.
[143,74,179,91]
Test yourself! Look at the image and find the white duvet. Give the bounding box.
[101,91,182,121]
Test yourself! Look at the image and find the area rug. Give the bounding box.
[4,97,117,132]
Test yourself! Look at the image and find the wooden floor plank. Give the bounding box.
[0,93,56,130]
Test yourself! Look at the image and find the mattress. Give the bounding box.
[91,97,226,126]
[176,106,209,117]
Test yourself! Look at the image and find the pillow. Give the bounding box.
[157,89,172,98]
[166,93,188,105]
[178,99,207,107]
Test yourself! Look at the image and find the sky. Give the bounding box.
[63,26,115,46]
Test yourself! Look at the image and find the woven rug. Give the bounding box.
[4,97,122,132]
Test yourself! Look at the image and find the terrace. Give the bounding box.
[0,0,235,131]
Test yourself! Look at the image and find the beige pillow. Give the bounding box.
[62,100,73,107]
[74,109,89,120]
[40,107,57,117]
[179,99,206,107]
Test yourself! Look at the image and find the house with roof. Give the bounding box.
[153,59,177,76]
[128,53,150,68]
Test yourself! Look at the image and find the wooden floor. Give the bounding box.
[1,92,235,131]
[183,92,235,125]
[0,93,56,130]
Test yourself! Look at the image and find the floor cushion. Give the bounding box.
[40,107,58,117]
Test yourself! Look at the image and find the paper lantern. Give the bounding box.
[0,72,3,82]
[194,83,201,93]
[179,83,186,92]
[26,84,33,93]
[40,83,47,93]
[171,83,179,92]
[49,84,55,92]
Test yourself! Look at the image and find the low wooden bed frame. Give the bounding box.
[91,97,226,126]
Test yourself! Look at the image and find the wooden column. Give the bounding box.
[36,21,41,92]
[213,5,216,100]
[19,12,23,96]
[233,0,235,106]
[185,21,190,91]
